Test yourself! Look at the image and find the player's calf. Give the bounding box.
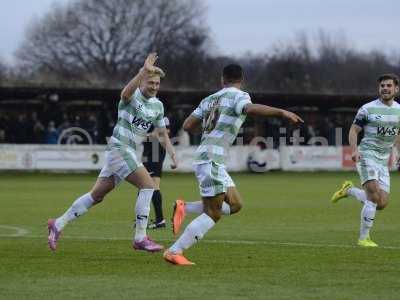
[227,200,242,214]
[90,191,106,204]
[366,191,388,210]
[203,194,225,222]
[225,187,243,214]
[205,209,222,222]
[90,177,115,204]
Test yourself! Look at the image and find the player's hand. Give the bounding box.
[170,153,178,169]
[141,53,166,77]
[282,110,304,124]
[351,150,360,162]
[143,53,158,73]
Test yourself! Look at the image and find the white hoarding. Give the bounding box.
[280,146,342,171]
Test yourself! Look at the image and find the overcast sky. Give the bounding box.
[1,0,399,63]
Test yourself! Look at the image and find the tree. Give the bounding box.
[0,59,10,86]
[16,0,209,87]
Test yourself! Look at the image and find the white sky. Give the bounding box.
[0,0,399,63]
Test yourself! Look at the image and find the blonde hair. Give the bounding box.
[149,67,166,78]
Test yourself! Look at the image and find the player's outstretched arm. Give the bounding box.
[120,53,165,103]
[349,124,362,162]
[156,127,178,169]
[244,103,304,124]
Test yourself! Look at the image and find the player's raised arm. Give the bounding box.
[121,53,166,103]
[243,103,304,124]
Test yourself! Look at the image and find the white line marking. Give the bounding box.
[0,225,29,237]
[6,234,400,250]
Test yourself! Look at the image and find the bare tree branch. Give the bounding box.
[16,0,209,87]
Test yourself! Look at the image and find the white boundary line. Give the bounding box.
[4,233,400,250]
[0,225,29,237]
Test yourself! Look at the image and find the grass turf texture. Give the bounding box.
[1,171,400,299]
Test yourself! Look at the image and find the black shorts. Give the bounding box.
[143,160,164,178]
[142,140,166,178]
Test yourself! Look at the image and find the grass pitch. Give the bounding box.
[1,171,400,299]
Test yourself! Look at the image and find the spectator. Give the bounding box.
[46,121,59,144]
[84,114,99,143]
[0,113,8,143]
[33,119,45,143]
[58,113,71,132]
[14,114,30,143]
[0,129,5,143]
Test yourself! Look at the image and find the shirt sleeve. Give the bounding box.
[353,106,368,127]
[234,92,252,115]
[191,100,204,119]
[155,104,166,128]
[164,117,170,128]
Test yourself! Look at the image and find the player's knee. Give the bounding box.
[230,201,242,214]
[90,191,105,203]
[210,212,222,222]
[376,199,388,210]
[90,187,111,203]
[205,207,222,222]
[368,192,380,204]
[139,180,156,190]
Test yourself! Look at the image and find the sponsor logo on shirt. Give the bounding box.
[376,126,400,136]
[132,116,152,130]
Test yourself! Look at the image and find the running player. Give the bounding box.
[163,64,303,265]
[47,53,177,252]
[331,73,400,247]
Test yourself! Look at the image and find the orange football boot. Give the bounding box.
[172,199,186,236]
[163,250,195,266]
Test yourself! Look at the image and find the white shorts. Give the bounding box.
[98,147,143,186]
[194,161,235,197]
[356,157,390,193]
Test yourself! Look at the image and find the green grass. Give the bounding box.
[1,171,400,299]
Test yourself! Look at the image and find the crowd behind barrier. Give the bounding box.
[0,102,355,147]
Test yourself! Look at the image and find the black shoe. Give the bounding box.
[147,219,166,229]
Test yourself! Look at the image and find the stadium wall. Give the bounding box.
[0,144,398,172]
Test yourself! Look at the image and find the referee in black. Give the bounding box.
[142,116,170,229]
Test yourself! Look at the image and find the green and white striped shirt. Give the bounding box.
[192,87,252,165]
[109,88,165,150]
[354,99,400,165]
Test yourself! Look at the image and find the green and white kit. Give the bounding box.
[191,87,252,196]
[353,99,400,192]
[99,88,165,185]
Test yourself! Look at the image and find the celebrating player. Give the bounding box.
[331,73,400,247]
[163,64,303,265]
[47,53,177,252]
